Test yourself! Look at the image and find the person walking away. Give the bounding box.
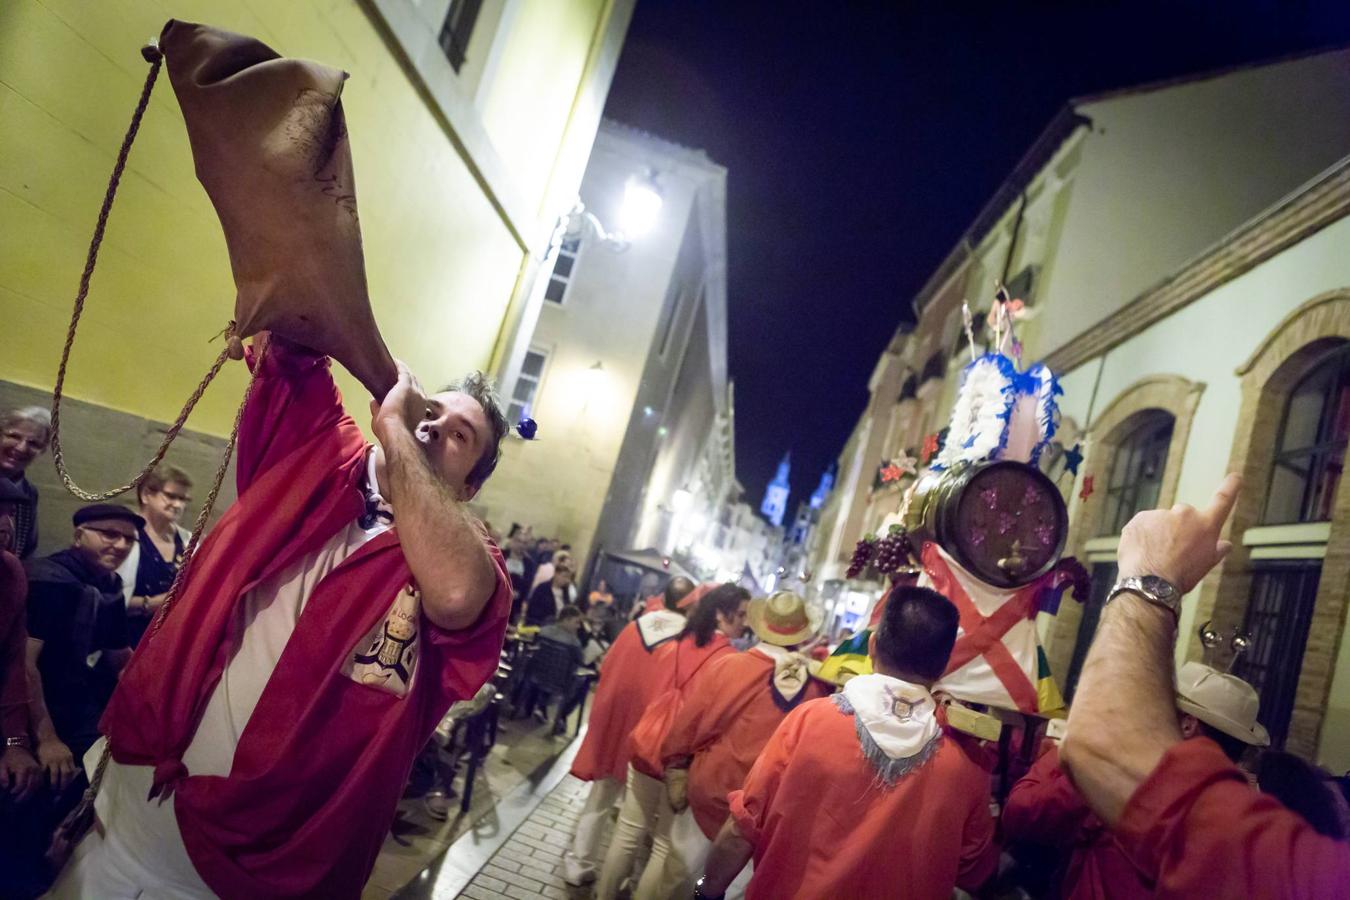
[561,576,694,887]
[596,584,749,900]
[698,586,998,900]
[659,591,831,897]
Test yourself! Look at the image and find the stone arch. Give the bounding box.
[1043,373,1205,679]
[1191,289,1350,757]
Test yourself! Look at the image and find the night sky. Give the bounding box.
[602,1,1350,515]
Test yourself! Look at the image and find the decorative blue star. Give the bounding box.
[1063,442,1084,475]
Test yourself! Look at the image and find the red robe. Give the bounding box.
[628,631,734,779]
[0,550,27,741]
[1003,745,1152,899]
[729,697,997,900]
[660,648,831,839]
[100,340,511,899]
[1114,737,1350,898]
[570,613,682,783]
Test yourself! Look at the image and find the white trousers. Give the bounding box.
[45,742,213,899]
[596,766,673,900]
[562,776,623,883]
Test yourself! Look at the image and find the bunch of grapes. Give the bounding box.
[873,533,907,574]
[846,537,875,579]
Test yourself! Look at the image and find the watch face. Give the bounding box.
[949,462,1068,587]
[1138,575,1177,600]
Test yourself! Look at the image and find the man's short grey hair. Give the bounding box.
[1,406,52,447]
[443,372,508,488]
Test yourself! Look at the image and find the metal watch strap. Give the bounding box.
[1108,575,1180,619]
[4,735,31,749]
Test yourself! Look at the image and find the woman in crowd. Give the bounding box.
[0,406,52,559]
[117,464,193,646]
[595,583,749,900]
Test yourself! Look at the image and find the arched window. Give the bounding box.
[1099,411,1175,536]
[1263,343,1350,525]
[898,374,918,402]
[920,351,945,384]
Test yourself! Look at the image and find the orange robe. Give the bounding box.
[627,632,733,779]
[660,648,831,839]
[570,615,680,783]
[729,697,997,899]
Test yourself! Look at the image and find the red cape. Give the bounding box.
[101,340,510,898]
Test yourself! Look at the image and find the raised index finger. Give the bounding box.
[1201,473,1242,529]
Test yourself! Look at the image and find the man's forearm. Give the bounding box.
[1062,593,1181,825]
[383,428,496,631]
[25,657,59,743]
[702,817,753,895]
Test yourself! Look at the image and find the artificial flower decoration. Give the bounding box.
[921,432,941,464]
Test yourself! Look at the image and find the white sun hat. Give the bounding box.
[1175,661,1270,748]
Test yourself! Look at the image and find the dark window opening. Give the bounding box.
[1100,412,1174,536]
[1062,562,1118,702]
[1232,560,1323,748]
[543,235,582,306]
[1263,343,1350,525]
[439,0,485,73]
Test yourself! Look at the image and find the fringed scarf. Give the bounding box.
[753,643,813,711]
[833,673,942,787]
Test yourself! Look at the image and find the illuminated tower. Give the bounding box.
[760,452,791,528]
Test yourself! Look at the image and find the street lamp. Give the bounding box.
[618,174,663,238]
[563,170,662,251]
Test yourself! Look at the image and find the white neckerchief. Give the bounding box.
[752,643,811,706]
[837,673,942,785]
[635,609,685,649]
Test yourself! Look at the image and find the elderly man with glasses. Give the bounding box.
[25,504,140,787]
[18,504,139,881]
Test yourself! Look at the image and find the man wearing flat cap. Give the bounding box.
[18,504,139,883]
[25,504,141,784]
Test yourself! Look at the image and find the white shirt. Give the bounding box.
[184,450,391,776]
[86,451,392,896]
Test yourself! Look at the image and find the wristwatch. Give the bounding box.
[4,735,31,750]
[1107,574,1181,620]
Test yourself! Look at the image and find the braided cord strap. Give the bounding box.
[48,41,234,502]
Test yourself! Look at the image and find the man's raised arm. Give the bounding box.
[1061,473,1240,824]
[372,364,497,632]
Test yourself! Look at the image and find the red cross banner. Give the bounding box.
[919,543,1044,714]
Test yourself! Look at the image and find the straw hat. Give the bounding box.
[747,591,820,647]
[1176,661,1270,747]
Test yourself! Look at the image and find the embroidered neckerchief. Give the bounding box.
[833,673,942,787]
[753,643,812,711]
[635,609,685,650]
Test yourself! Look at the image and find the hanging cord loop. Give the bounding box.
[48,39,236,502]
[44,41,262,870]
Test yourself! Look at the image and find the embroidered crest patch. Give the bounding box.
[343,584,420,696]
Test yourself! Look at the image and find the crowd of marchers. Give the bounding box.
[5,394,1350,899]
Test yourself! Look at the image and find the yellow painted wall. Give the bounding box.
[0,0,607,437]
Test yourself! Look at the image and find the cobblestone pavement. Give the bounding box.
[457,774,596,900]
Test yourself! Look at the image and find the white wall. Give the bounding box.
[1036,50,1350,359]
[1054,214,1350,766]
